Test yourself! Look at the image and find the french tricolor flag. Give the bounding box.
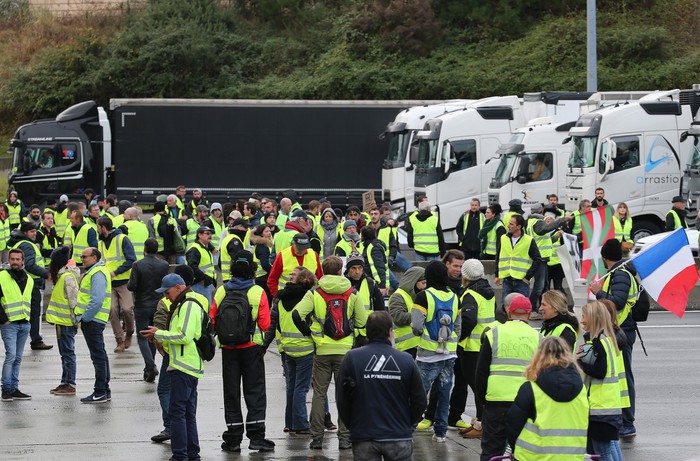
[631,228,699,318]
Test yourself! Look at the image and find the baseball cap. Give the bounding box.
[155,273,185,293]
[292,209,309,219]
[59,194,69,203]
[508,296,532,314]
[292,233,311,250]
[231,218,250,228]
[197,225,214,234]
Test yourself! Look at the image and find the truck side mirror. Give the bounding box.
[409,144,418,164]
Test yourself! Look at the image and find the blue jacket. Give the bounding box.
[337,339,426,442]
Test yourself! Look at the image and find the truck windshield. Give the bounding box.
[491,154,517,188]
[569,136,597,168]
[416,138,439,169]
[690,140,700,170]
[384,131,411,169]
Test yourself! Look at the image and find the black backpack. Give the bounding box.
[185,298,216,362]
[215,288,255,345]
[318,287,355,340]
[632,288,651,322]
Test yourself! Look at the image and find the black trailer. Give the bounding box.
[9,99,431,206]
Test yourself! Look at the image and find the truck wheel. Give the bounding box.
[631,219,662,241]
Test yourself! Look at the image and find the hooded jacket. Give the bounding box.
[388,266,425,329]
[262,281,313,349]
[249,232,273,276]
[506,364,586,447]
[459,278,495,343]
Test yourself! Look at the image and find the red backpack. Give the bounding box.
[317,287,355,340]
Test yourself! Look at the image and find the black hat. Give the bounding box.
[672,195,684,203]
[262,212,275,222]
[231,218,250,228]
[154,201,165,212]
[508,198,522,208]
[425,260,448,288]
[234,250,254,267]
[20,221,37,233]
[197,225,214,234]
[50,246,71,269]
[173,264,195,286]
[292,233,311,250]
[601,238,622,261]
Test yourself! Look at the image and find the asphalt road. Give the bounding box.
[1,311,699,460]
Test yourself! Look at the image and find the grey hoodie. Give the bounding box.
[388,266,425,328]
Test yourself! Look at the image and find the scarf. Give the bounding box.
[478,217,501,253]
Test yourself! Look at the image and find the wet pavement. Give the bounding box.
[2,311,700,460]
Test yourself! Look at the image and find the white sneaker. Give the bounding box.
[432,434,446,443]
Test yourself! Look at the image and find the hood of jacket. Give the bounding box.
[249,233,272,247]
[277,282,312,311]
[318,274,351,294]
[58,264,81,279]
[7,230,32,248]
[224,277,255,291]
[399,266,425,297]
[414,210,434,222]
[100,227,124,243]
[535,364,584,403]
[284,221,305,233]
[465,277,495,300]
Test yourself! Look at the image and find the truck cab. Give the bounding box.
[565,89,696,239]
[488,119,575,210]
[8,101,111,203]
[381,100,473,216]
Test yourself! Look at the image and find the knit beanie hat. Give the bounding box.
[154,201,165,212]
[343,220,357,231]
[50,246,71,269]
[600,238,622,261]
[345,253,365,270]
[173,264,195,286]
[461,259,484,281]
[425,260,448,288]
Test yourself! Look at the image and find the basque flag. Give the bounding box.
[631,228,699,318]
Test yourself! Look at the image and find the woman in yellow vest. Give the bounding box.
[577,301,624,461]
[478,203,506,260]
[316,208,340,260]
[507,336,589,461]
[539,290,580,351]
[262,266,317,434]
[613,202,634,254]
[45,246,81,395]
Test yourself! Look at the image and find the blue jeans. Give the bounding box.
[190,282,212,306]
[158,353,171,432]
[416,358,455,437]
[284,353,313,431]
[501,278,530,307]
[56,324,77,385]
[352,440,413,461]
[81,321,110,395]
[1,321,30,393]
[528,263,548,312]
[394,252,413,271]
[590,438,623,461]
[134,306,157,373]
[621,328,636,431]
[415,253,440,262]
[169,369,199,460]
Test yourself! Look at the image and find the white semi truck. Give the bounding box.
[565,88,700,239]
[380,100,474,214]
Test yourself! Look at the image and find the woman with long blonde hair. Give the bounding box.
[613,202,633,252]
[507,336,588,460]
[577,301,623,461]
[539,290,579,351]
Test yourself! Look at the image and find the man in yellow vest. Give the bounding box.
[589,238,639,438]
[345,253,385,346]
[54,194,70,240]
[502,198,525,226]
[665,195,688,231]
[219,218,250,279]
[475,295,540,461]
[388,266,425,358]
[120,207,149,260]
[76,247,112,403]
[37,210,59,317]
[458,259,497,439]
[0,249,34,401]
[267,233,323,298]
[67,209,99,266]
[407,200,444,261]
[186,225,217,306]
[495,214,541,307]
[456,198,484,260]
[410,261,461,443]
[8,221,52,350]
[142,273,203,460]
[96,216,137,354]
[291,255,368,450]
[148,201,185,264]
